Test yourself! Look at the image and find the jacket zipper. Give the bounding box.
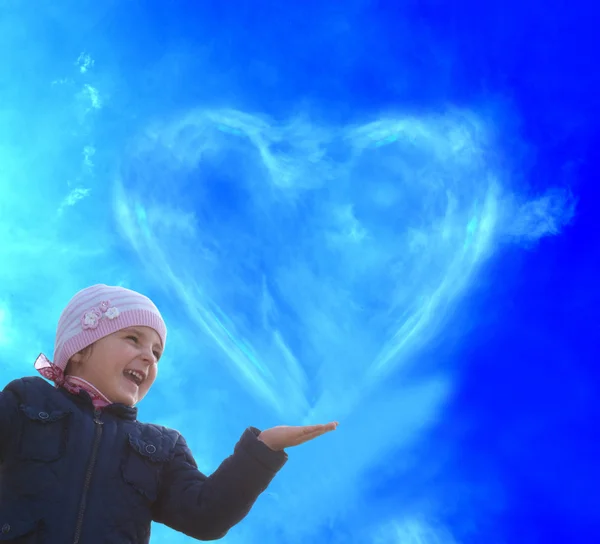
[72,409,104,544]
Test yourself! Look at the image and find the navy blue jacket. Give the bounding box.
[0,377,288,542]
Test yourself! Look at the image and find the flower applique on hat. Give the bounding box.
[81,300,120,330]
[105,307,120,319]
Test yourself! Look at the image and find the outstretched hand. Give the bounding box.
[258,421,339,451]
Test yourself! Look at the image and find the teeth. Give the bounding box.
[125,370,143,385]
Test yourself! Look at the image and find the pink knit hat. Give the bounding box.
[35,284,167,386]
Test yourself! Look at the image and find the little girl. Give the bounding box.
[0,284,337,543]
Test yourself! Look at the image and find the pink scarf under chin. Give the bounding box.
[35,354,113,409]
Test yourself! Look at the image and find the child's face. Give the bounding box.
[68,326,163,406]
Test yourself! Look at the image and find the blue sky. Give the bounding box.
[1,1,598,543]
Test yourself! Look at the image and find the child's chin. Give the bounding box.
[118,377,140,405]
[115,395,136,407]
[114,387,137,406]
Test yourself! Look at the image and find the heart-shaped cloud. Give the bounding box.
[115,107,574,423]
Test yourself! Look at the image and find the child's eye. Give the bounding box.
[126,334,160,359]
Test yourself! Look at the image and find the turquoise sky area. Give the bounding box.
[1,1,598,542]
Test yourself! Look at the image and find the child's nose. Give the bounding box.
[140,346,156,362]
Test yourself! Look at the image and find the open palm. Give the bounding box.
[258,422,339,451]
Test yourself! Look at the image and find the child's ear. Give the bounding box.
[69,352,84,364]
[68,345,92,368]
[64,357,80,377]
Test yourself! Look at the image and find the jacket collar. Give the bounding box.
[58,387,138,420]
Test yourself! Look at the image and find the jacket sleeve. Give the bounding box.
[152,426,288,541]
[0,381,20,462]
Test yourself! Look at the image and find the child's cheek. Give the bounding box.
[144,367,157,390]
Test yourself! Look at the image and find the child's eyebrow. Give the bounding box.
[125,327,163,351]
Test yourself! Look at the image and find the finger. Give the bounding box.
[294,424,337,446]
[300,422,338,435]
[301,424,326,435]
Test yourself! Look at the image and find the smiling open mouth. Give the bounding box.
[123,370,144,386]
